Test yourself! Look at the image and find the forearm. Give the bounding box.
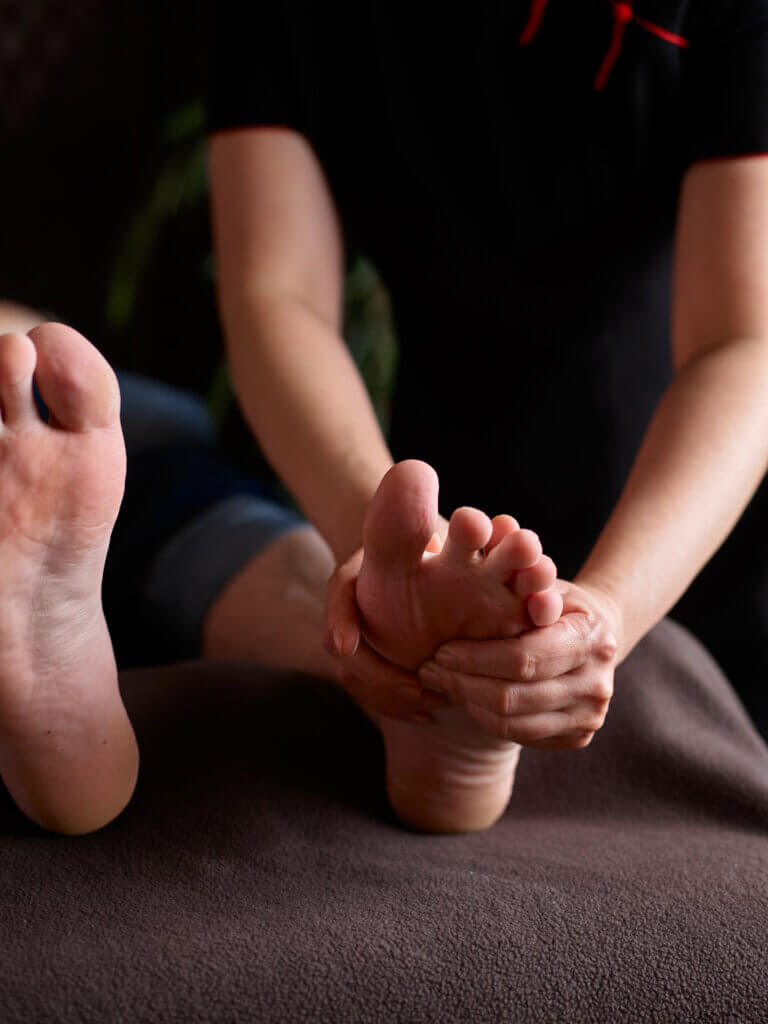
[577,336,768,661]
[222,291,394,560]
[0,300,44,334]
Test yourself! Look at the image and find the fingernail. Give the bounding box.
[333,628,359,657]
[435,650,458,670]
[332,628,345,655]
[396,686,424,702]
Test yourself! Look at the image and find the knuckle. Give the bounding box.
[591,675,614,702]
[494,715,521,741]
[585,700,607,729]
[568,732,595,750]
[493,686,517,717]
[516,652,537,681]
[596,635,618,663]
[577,610,599,638]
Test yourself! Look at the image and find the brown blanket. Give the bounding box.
[1,618,767,1023]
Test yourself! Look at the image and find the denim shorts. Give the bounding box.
[101,372,305,668]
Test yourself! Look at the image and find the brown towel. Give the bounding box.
[1,617,766,1023]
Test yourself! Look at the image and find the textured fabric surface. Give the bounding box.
[1,618,767,1023]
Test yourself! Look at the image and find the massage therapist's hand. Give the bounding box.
[418,581,623,750]
[323,544,451,725]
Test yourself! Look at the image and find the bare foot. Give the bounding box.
[0,324,138,834]
[356,461,562,833]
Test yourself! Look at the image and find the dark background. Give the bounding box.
[0,0,218,393]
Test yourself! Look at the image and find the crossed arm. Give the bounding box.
[210,128,768,745]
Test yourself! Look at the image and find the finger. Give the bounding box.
[463,702,606,745]
[419,666,597,716]
[324,553,364,657]
[337,639,451,719]
[523,732,595,751]
[433,612,601,681]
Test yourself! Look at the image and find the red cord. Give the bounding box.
[518,0,552,46]
[594,1,633,91]
[633,12,689,48]
[517,0,689,91]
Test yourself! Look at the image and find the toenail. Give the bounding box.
[435,650,459,670]
[419,661,441,681]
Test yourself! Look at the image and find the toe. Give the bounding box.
[528,587,564,627]
[362,460,439,566]
[485,528,542,581]
[0,332,39,427]
[512,554,557,597]
[28,323,120,432]
[485,514,520,553]
[443,507,493,562]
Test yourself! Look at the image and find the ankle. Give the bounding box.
[386,769,515,834]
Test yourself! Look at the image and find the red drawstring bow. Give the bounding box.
[518,0,689,91]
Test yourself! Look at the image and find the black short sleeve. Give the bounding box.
[682,0,768,165]
[207,1,315,138]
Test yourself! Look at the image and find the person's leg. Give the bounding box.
[0,324,137,834]
[103,372,316,669]
[200,523,339,677]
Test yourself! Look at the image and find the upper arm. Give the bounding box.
[208,127,345,331]
[672,155,768,371]
[673,0,768,370]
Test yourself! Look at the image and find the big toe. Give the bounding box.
[0,332,38,426]
[362,460,439,566]
[28,323,120,432]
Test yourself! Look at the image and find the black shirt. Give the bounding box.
[208,1,768,722]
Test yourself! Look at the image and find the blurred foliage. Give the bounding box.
[106,100,398,432]
[105,101,209,335]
